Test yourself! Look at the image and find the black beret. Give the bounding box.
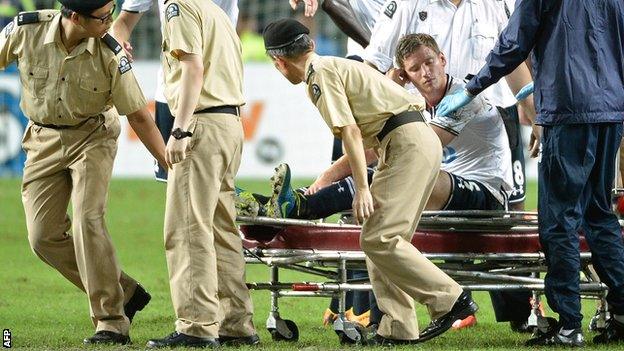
[263,18,310,50]
[58,0,112,16]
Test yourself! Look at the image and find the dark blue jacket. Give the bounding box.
[465,0,624,125]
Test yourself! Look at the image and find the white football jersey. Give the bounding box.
[417,76,513,205]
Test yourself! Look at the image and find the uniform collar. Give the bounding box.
[303,53,319,83]
[44,13,96,56]
[85,37,97,55]
[43,13,62,46]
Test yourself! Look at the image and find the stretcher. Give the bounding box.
[238,211,611,344]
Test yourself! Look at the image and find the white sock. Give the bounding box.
[559,328,576,336]
[614,314,624,324]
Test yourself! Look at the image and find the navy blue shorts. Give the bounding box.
[155,101,174,182]
[443,173,505,211]
[499,105,526,204]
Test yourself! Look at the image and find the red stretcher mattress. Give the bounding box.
[240,224,600,254]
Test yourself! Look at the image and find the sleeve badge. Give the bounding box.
[118,56,132,74]
[166,3,180,22]
[311,84,322,103]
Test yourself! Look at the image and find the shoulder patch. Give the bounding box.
[118,56,132,74]
[17,12,39,26]
[311,84,322,104]
[4,21,14,38]
[166,3,180,21]
[102,33,122,55]
[383,1,397,19]
[419,11,427,21]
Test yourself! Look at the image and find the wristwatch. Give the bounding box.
[171,127,193,140]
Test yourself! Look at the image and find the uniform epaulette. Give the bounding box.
[17,12,39,26]
[16,10,55,26]
[101,33,122,55]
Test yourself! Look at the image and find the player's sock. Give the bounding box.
[305,177,355,219]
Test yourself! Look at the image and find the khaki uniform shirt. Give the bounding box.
[304,53,425,149]
[0,11,147,126]
[161,0,244,116]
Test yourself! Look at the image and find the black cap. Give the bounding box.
[58,0,112,16]
[263,18,310,50]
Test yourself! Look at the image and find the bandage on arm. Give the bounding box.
[321,0,370,47]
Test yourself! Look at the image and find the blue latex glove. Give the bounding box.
[515,82,534,101]
[435,89,474,117]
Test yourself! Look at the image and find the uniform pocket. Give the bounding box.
[21,65,48,99]
[78,78,111,113]
[186,118,200,152]
[470,23,497,60]
[21,123,34,152]
[378,135,396,169]
[101,116,121,139]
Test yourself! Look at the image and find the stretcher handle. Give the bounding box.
[292,283,320,291]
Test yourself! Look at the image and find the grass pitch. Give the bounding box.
[0,178,620,350]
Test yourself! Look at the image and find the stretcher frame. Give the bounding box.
[238,211,610,343]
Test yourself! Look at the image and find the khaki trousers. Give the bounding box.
[361,121,463,340]
[21,116,136,335]
[164,113,255,338]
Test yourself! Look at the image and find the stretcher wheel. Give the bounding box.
[337,328,362,345]
[334,320,365,345]
[268,319,299,342]
[589,309,609,332]
[589,316,601,332]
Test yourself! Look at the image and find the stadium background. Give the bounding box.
[0,1,606,350]
[0,0,537,180]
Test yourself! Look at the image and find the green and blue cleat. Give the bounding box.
[267,163,298,218]
[235,187,265,217]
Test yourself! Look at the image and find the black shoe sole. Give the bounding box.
[419,299,479,343]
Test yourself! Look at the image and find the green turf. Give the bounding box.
[0,178,620,350]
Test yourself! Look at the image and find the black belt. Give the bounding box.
[32,115,101,130]
[195,105,240,116]
[377,110,424,142]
